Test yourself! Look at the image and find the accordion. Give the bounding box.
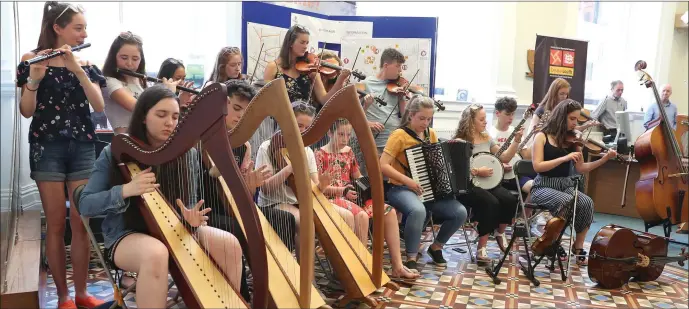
[404,140,473,202]
[354,176,372,205]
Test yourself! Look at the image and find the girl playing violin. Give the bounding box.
[530,99,617,266]
[79,85,245,308]
[315,119,420,280]
[208,46,245,83]
[263,24,351,110]
[453,104,521,264]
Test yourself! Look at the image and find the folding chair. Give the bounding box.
[512,160,549,235]
[72,184,180,309]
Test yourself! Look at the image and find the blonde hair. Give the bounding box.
[209,46,242,83]
[453,104,487,143]
[398,95,435,129]
[541,78,570,112]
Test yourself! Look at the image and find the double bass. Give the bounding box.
[588,224,688,289]
[633,60,688,227]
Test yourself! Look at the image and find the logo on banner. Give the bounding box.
[563,51,575,67]
[549,49,562,66]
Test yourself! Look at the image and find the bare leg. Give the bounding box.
[66,180,92,299]
[332,206,355,232]
[354,211,369,244]
[114,233,169,309]
[197,226,243,290]
[37,181,70,304]
[384,209,419,278]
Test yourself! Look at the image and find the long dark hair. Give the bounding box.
[279,25,310,70]
[102,32,147,88]
[127,85,177,145]
[541,98,581,149]
[35,2,84,52]
[157,58,184,80]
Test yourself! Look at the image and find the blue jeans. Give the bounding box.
[29,140,95,181]
[387,185,467,256]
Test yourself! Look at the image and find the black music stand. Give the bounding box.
[485,160,539,286]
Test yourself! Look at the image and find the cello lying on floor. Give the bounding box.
[588,224,687,289]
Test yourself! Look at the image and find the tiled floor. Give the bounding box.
[44,218,689,308]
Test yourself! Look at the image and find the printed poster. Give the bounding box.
[533,35,588,105]
[340,38,432,93]
[291,13,373,44]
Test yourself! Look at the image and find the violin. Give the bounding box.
[566,130,625,161]
[295,52,366,80]
[531,216,566,256]
[386,76,445,111]
[588,224,688,289]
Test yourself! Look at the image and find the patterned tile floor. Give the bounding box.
[45,225,689,309]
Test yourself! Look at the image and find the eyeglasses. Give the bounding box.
[119,31,143,44]
[54,3,85,24]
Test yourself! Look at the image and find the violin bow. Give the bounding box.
[249,42,264,85]
[306,42,327,105]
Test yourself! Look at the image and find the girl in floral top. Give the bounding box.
[16,2,106,309]
[315,119,420,280]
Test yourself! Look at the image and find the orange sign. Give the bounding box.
[550,49,562,66]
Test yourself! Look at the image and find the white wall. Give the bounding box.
[670,2,688,115]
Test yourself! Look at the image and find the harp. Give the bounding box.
[209,78,326,308]
[111,83,268,309]
[276,84,399,306]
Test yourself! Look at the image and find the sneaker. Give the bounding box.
[426,247,447,267]
[58,300,78,309]
[404,259,418,272]
[75,296,105,309]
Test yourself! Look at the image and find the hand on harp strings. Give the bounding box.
[176,199,210,227]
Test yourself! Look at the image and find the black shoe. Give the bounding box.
[404,259,418,272]
[427,247,447,267]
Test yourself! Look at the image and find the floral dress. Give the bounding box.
[274,63,314,107]
[16,64,106,164]
[315,147,392,218]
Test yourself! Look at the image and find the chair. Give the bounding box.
[512,160,549,238]
[72,184,180,309]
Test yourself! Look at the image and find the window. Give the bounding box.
[576,1,663,111]
[356,2,501,103]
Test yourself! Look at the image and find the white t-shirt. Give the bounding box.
[255,139,317,207]
[104,77,144,129]
[488,125,515,148]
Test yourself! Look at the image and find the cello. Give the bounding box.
[588,224,688,289]
[633,60,688,229]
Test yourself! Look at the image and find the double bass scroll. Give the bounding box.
[111,82,268,309]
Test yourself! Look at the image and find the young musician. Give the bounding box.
[360,48,408,154]
[102,31,148,134]
[17,2,106,308]
[263,24,351,109]
[157,57,186,81]
[79,85,245,308]
[453,104,521,264]
[208,80,297,252]
[315,119,421,280]
[208,46,244,83]
[380,96,467,270]
[531,99,617,266]
[319,51,375,108]
[489,98,534,213]
[254,101,336,254]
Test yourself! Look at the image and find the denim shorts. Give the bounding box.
[29,140,95,182]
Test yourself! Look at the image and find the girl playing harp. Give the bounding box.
[78,85,244,308]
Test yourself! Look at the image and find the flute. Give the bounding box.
[22,43,91,66]
[117,68,199,94]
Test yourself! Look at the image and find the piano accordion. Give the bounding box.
[404,140,473,202]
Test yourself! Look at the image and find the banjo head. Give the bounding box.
[503,154,523,179]
[471,152,504,189]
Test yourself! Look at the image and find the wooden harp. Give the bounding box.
[275,84,398,306]
[217,78,325,308]
[111,83,268,309]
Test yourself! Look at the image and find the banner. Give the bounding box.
[532,35,588,105]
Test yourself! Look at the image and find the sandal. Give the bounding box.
[495,232,508,253]
[389,266,421,281]
[476,247,492,265]
[571,247,588,266]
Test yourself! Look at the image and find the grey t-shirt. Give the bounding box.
[472,136,497,155]
[361,77,402,147]
[591,96,627,130]
[104,77,144,129]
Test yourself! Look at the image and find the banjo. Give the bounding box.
[471,107,546,189]
[495,104,539,179]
